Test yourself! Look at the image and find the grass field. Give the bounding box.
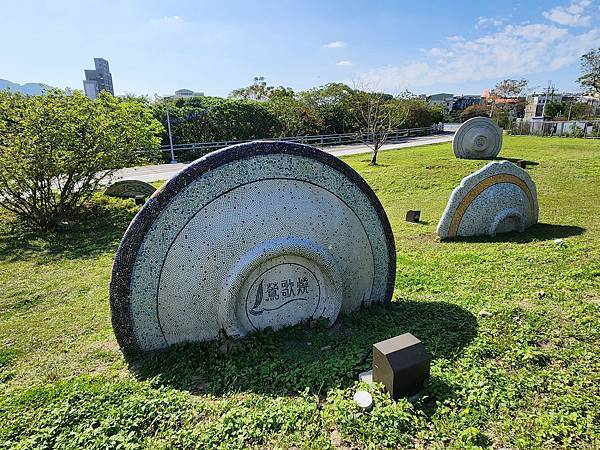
[1,136,599,449]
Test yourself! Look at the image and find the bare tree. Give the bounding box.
[491,79,529,98]
[489,79,529,117]
[489,78,529,123]
[351,84,409,165]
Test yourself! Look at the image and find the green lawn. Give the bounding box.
[1,136,599,449]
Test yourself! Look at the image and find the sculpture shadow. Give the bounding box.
[131,300,477,397]
[493,156,540,167]
[0,197,137,263]
[448,223,585,244]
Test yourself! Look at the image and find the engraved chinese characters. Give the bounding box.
[110,141,395,356]
[245,264,319,330]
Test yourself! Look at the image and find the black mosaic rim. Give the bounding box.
[109,140,397,357]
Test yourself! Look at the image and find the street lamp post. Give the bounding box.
[155,93,177,164]
[165,107,177,164]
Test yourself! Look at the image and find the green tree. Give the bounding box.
[152,96,279,144]
[268,88,323,136]
[460,104,490,122]
[577,48,600,95]
[544,101,594,120]
[0,90,163,230]
[228,76,274,101]
[399,97,444,127]
[299,83,355,134]
[151,83,449,152]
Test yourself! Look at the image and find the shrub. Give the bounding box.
[0,90,163,230]
[151,85,447,146]
[152,96,279,144]
[567,124,586,138]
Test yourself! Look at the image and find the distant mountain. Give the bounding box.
[0,79,55,95]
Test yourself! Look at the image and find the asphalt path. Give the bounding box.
[107,133,454,183]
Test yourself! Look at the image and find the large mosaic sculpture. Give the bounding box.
[453,117,503,159]
[110,141,396,356]
[437,161,538,239]
[105,180,156,199]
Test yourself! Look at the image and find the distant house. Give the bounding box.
[524,93,563,120]
[568,93,600,116]
[480,89,523,120]
[451,95,482,112]
[481,89,521,106]
[427,93,454,112]
[524,92,599,120]
[167,89,205,100]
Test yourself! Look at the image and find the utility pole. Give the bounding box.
[542,81,553,119]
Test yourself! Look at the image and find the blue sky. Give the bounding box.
[2,0,599,97]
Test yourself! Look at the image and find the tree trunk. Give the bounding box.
[370,149,378,165]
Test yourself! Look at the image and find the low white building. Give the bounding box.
[167,89,205,99]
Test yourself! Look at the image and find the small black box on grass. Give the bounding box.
[517,160,527,169]
[372,333,431,399]
[405,210,421,223]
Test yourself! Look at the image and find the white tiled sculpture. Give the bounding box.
[437,161,538,239]
[110,141,396,357]
[453,117,503,159]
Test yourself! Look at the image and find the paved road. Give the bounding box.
[108,133,453,183]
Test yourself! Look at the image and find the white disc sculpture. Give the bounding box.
[105,180,156,199]
[453,117,503,159]
[437,161,538,239]
[110,141,396,356]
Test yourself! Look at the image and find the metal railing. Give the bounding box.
[158,126,439,161]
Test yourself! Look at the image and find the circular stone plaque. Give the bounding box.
[452,117,503,159]
[110,141,395,356]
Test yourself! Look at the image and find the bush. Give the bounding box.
[152,96,279,144]
[0,90,163,230]
[567,124,586,138]
[152,85,446,146]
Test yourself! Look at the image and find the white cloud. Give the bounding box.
[357,21,600,91]
[476,16,504,30]
[543,0,592,26]
[336,60,353,66]
[325,41,347,49]
[149,15,183,27]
